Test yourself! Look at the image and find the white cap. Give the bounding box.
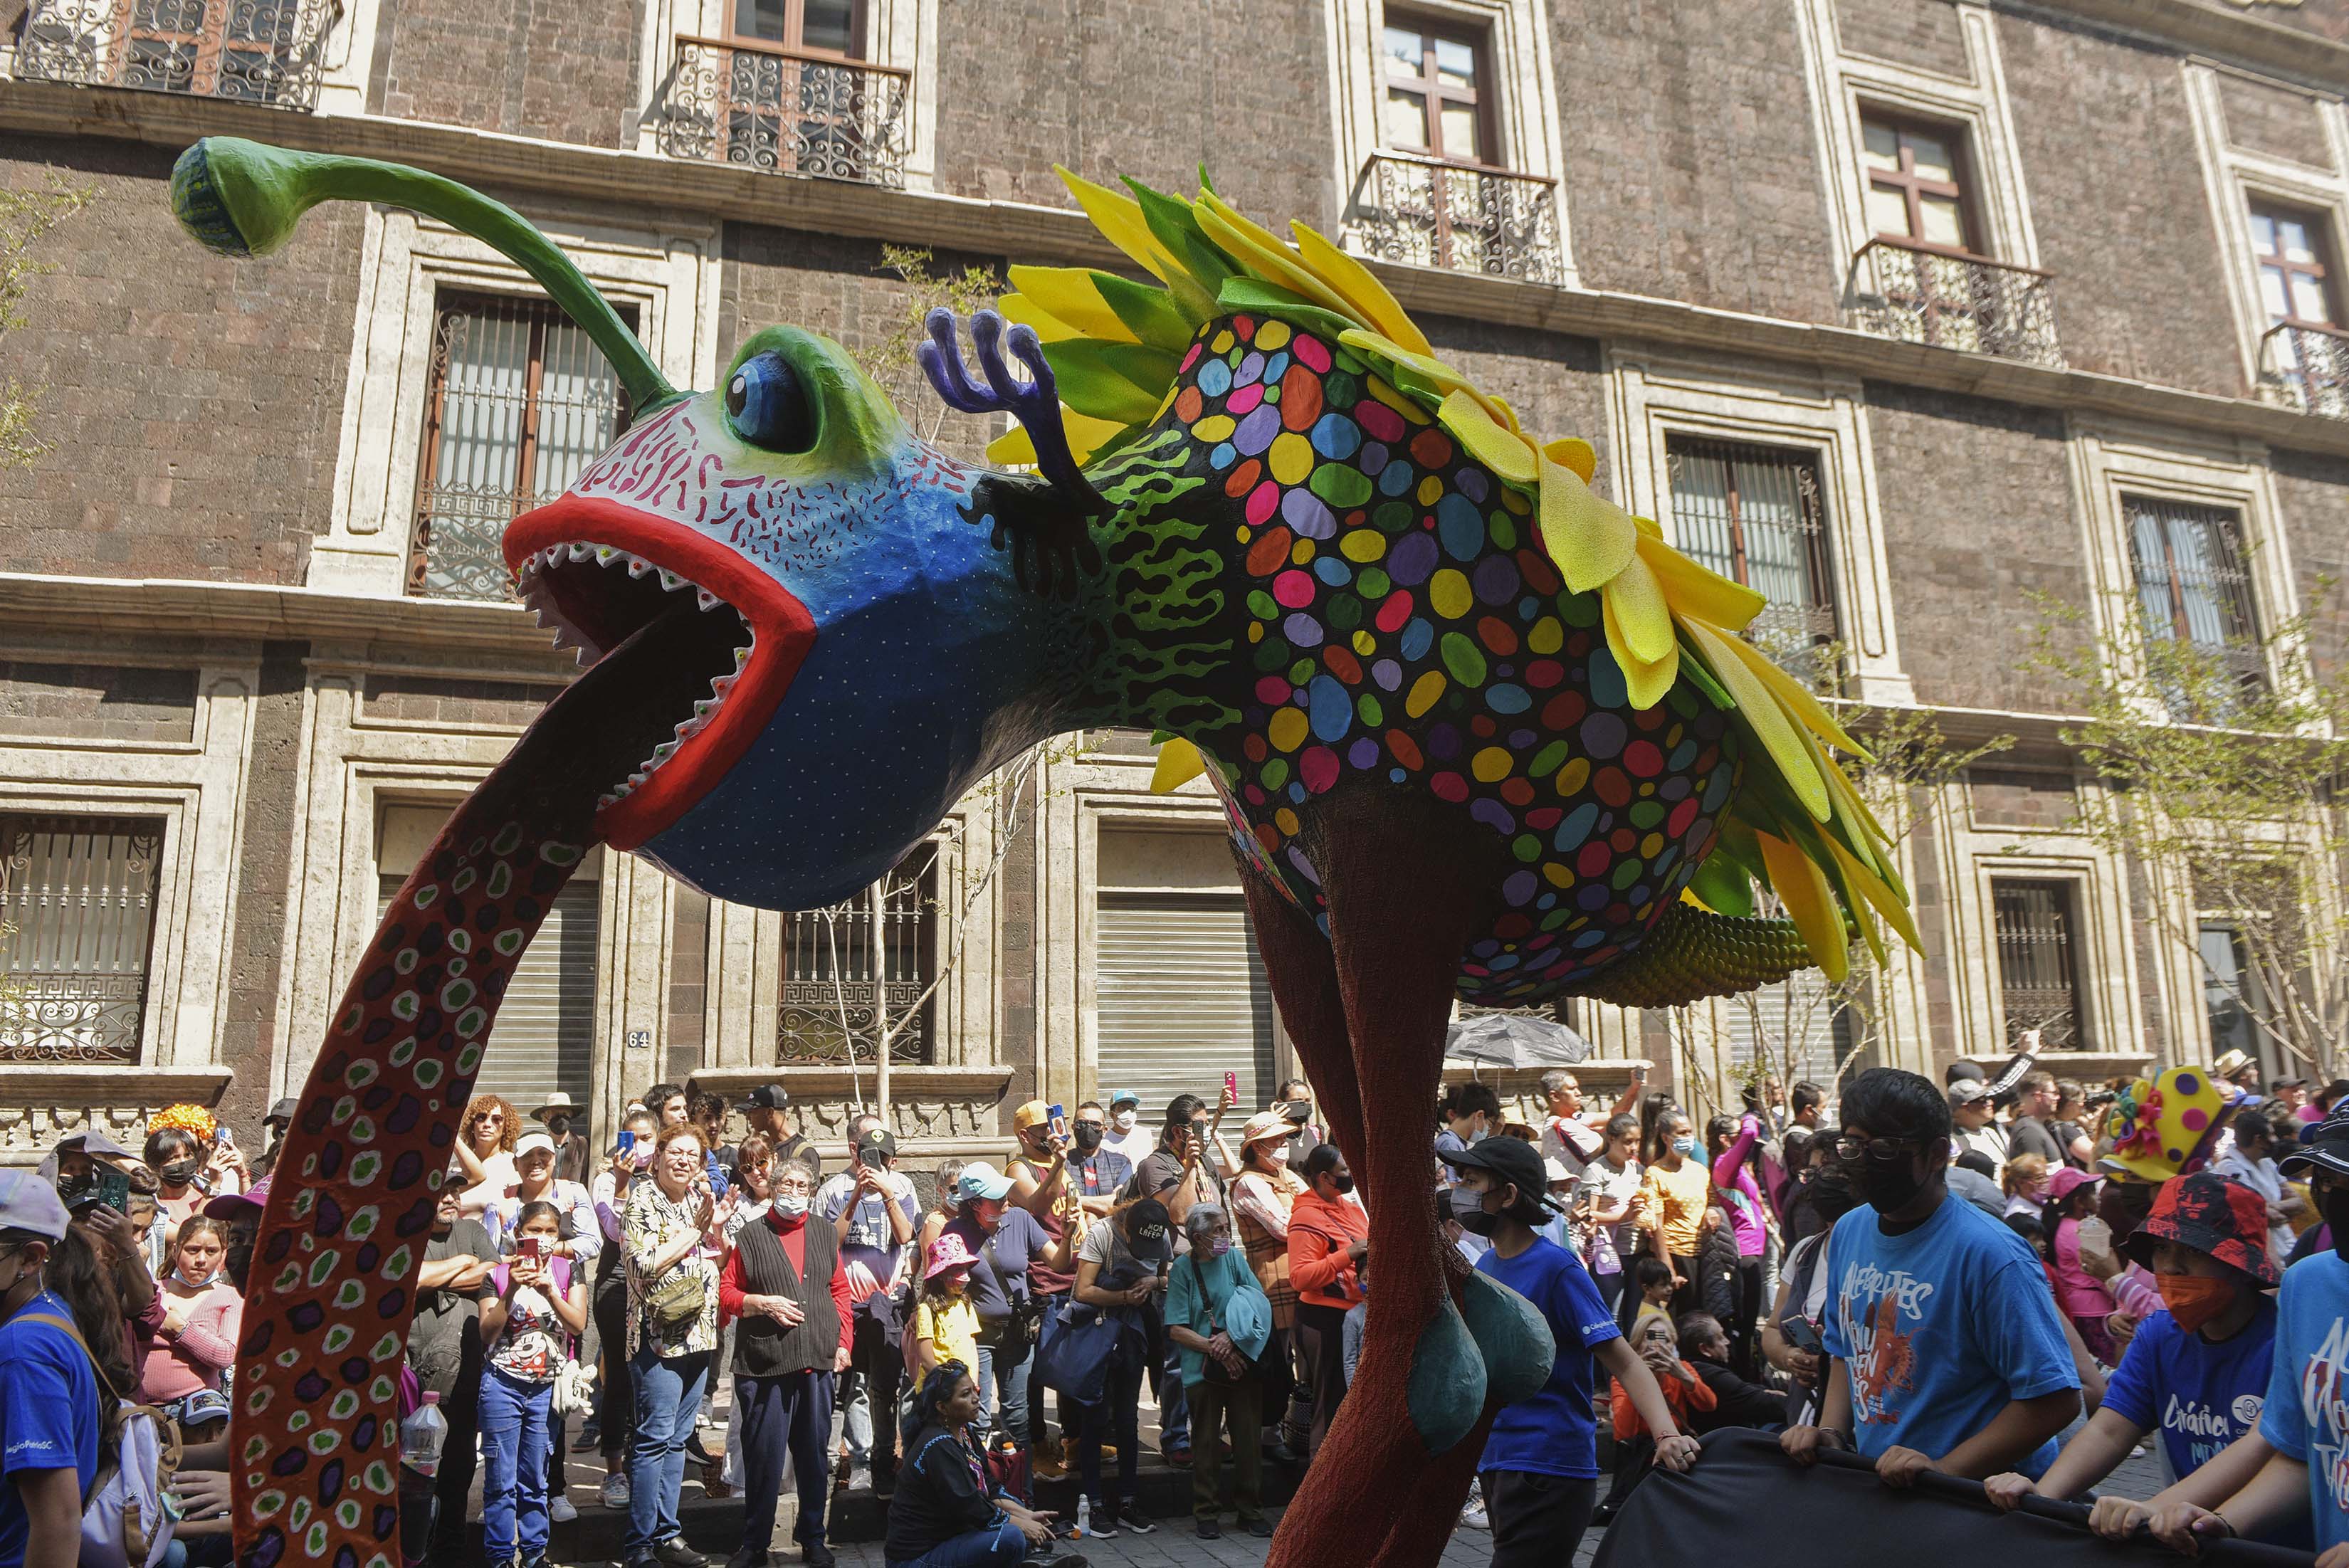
[0,1169,71,1241]
[515,1132,557,1160]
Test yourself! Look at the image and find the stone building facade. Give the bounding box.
[1,0,2345,1161]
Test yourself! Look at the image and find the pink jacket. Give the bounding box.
[1710,1115,1768,1259]
[140,1283,243,1402]
[2050,1216,2118,1322]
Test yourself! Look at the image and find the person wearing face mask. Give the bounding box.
[1064,1103,1131,1214]
[1163,1204,1273,1540]
[1286,1144,1367,1458]
[138,1216,242,1435]
[2133,1102,2349,1561]
[1100,1090,1155,1171]
[1780,1068,2081,1490]
[530,1093,594,1186]
[410,1174,500,1562]
[0,1170,100,1568]
[1434,1081,1503,1186]
[1440,1135,1696,1567]
[814,1120,918,1497]
[1228,1113,1306,1462]
[1982,1172,2299,1545]
[1636,1110,1710,1315]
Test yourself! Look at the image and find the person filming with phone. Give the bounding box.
[816,1115,920,1497]
[479,1199,589,1568]
[1008,1101,1082,1478]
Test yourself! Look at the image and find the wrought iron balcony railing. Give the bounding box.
[2256,320,2349,419]
[1843,237,2064,369]
[1347,152,1566,287]
[14,0,336,110]
[648,36,910,189]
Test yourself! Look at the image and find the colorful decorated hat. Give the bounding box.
[2280,1102,2349,1182]
[924,1233,977,1280]
[2122,1171,2281,1285]
[2100,1066,2226,1184]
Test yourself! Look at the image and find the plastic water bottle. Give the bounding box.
[399,1391,447,1478]
[1074,1497,1090,1538]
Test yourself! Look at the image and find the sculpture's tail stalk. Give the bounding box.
[1567,899,1821,1009]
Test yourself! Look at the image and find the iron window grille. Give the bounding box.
[777,846,938,1064]
[2249,203,2348,416]
[2122,493,2266,719]
[0,814,164,1063]
[15,0,336,108]
[407,291,636,604]
[1664,437,1840,686]
[1991,878,2086,1051]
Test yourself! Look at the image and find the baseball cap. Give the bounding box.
[515,1132,557,1160]
[203,1175,271,1221]
[1947,1080,1992,1107]
[1011,1100,1051,1134]
[1945,1060,1987,1085]
[854,1126,898,1162]
[0,1169,71,1240]
[740,1085,789,1111]
[1108,1089,1141,1110]
[265,1098,300,1127]
[955,1162,1015,1204]
[1437,1133,1550,1208]
[1125,1198,1174,1263]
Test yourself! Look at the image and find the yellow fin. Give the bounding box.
[1824,831,1922,954]
[1151,737,1207,794]
[1604,551,1676,666]
[1193,196,1360,322]
[1683,618,1832,821]
[1439,391,1536,485]
[1288,221,1433,357]
[1004,267,1140,344]
[1056,167,1183,286]
[985,408,1128,468]
[1757,831,1849,982]
[999,295,1083,344]
[1543,438,1597,483]
[1636,535,1767,633]
[1708,628,1873,759]
[1603,590,1680,709]
[1537,459,1639,594]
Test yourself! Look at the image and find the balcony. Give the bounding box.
[2256,320,2349,419]
[14,0,336,110]
[1842,237,2064,369]
[1346,152,1565,287]
[648,36,910,189]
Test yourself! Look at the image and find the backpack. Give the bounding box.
[22,1313,180,1568]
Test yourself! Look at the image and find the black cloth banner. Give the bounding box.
[1592,1429,2317,1568]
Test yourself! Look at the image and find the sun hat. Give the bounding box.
[955,1162,1014,1204]
[1239,1110,1292,1149]
[2101,1065,2227,1184]
[2121,1170,2281,1285]
[530,1092,579,1122]
[924,1233,978,1281]
[0,1169,71,1240]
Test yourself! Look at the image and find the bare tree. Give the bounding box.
[851,243,1003,456]
[0,175,91,472]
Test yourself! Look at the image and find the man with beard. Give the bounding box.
[1781,1068,2079,1486]
[532,1092,593,1186]
[1067,1103,1131,1214]
[406,1177,498,1559]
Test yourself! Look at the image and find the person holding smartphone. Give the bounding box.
[586,1106,658,1510]
[480,1200,589,1568]
[1007,1102,1081,1478]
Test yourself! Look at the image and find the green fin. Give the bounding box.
[1407,1300,1487,1456]
[1567,900,1816,1009]
[1459,1270,1557,1408]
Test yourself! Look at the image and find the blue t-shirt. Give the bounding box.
[0,1290,101,1568]
[1474,1236,1622,1479]
[2104,1300,2279,1478]
[1822,1194,2078,1473]
[2259,1248,2349,1552]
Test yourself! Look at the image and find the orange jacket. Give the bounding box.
[1287,1189,1368,1310]
[1610,1361,1716,1438]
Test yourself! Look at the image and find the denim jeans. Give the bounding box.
[969,1335,1029,1449]
[1157,1331,1189,1452]
[1074,1333,1144,1515]
[480,1365,555,1562]
[885,1515,1027,1568]
[626,1345,711,1557]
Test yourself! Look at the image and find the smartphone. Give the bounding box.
[617,1129,636,1157]
[1046,1103,1067,1143]
[1223,1071,1238,1103]
[1780,1317,1824,1354]
[68,1166,132,1216]
[519,1236,542,1260]
[214,1125,236,1152]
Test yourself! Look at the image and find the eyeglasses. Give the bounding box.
[475,1112,504,1125]
[1834,1135,1925,1162]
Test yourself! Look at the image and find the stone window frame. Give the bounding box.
[2179,63,2349,393]
[2062,423,2310,722]
[1605,349,1913,707]
[1323,0,1575,283]
[1794,0,2046,290]
[632,0,944,192]
[315,206,720,601]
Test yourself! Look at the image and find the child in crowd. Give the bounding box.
[478,1199,587,1568]
[910,1233,980,1377]
[1629,1256,1676,1334]
[1596,1314,1716,1522]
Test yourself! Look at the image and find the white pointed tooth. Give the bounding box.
[574,648,593,668]
[653,742,678,760]
[597,791,618,808]
[734,646,751,668]
[697,588,720,611]
[694,698,718,718]
[711,674,737,696]
[567,542,592,561]
[542,546,562,566]
[658,569,684,591]
[626,555,653,578]
[550,627,577,651]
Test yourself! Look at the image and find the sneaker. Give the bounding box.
[574,1422,604,1452]
[548,1495,579,1523]
[844,1463,873,1495]
[803,1542,836,1568]
[1459,1502,1490,1530]
[1245,1518,1274,1539]
[600,1471,631,1510]
[653,1537,710,1567]
[1160,1444,1192,1469]
[1088,1514,1118,1540]
[1031,1448,1067,1480]
[1197,1520,1221,1540]
[1121,1513,1157,1536]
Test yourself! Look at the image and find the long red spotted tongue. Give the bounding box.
[232,600,736,1568]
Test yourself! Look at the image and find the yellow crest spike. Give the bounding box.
[1150,738,1208,794]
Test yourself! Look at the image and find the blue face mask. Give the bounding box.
[1672,1136,1698,1158]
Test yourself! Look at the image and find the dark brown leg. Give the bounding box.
[1237,863,1363,1164]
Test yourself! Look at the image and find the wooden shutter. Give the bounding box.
[1095,893,1277,1120]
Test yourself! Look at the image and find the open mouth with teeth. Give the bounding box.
[503,495,816,850]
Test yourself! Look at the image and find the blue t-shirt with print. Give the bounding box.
[2104,1300,2279,1479]
[0,1290,100,1568]
[1474,1235,1622,1479]
[1822,1193,2078,1474]
[2259,1248,2349,1552]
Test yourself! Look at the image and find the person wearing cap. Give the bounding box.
[486,1129,601,1522]
[1781,1068,2080,1488]
[816,1112,920,1496]
[1070,1196,1175,1539]
[2042,1166,2121,1362]
[1100,1090,1154,1170]
[1441,1133,1696,1566]
[940,1162,1071,1451]
[1164,1203,1274,1540]
[1948,1078,2010,1179]
[1982,1172,2293,1535]
[2133,1103,2349,1559]
[531,1092,594,1187]
[740,1085,823,1184]
[254,1096,301,1179]
[1004,1101,1095,1483]
[0,1169,99,1568]
[912,1233,983,1377]
[1228,1110,1307,1461]
[2214,1105,2304,1265]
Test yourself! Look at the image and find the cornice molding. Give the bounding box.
[2024,0,2349,91]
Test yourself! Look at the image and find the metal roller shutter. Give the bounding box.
[377,875,600,1110]
[1095,893,1277,1121]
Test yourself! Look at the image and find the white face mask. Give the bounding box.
[772,1192,810,1221]
[1112,1110,1137,1132]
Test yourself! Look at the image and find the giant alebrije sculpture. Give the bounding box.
[169,135,1918,1568]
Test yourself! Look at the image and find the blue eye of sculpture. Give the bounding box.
[725,351,815,452]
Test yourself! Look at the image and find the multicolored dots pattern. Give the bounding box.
[1172,314,1745,1005]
